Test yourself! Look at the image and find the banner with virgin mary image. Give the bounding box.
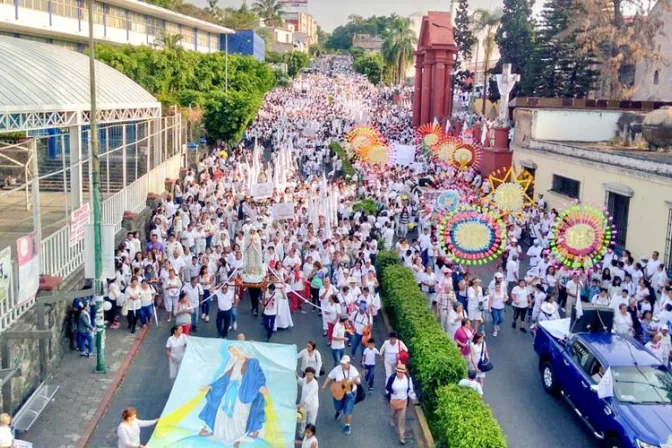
[148,338,298,448]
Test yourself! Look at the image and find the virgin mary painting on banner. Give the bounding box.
[148,338,297,448]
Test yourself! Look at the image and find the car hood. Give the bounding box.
[618,403,672,444]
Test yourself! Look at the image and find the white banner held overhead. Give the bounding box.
[394,144,416,167]
[272,202,295,221]
[0,247,11,307]
[84,224,116,279]
[69,203,91,247]
[251,182,274,199]
[16,232,39,307]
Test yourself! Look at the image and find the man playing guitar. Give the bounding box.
[321,355,361,435]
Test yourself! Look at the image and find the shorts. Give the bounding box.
[333,391,355,415]
[513,306,527,322]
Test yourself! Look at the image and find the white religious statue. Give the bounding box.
[242,228,266,283]
[495,63,520,127]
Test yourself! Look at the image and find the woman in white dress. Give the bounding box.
[274,283,294,330]
[165,325,187,380]
[469,332,489,386]
[319,277,337,335]
[467,279,485,333]
[163,269,182,322]
[614,303,634,336]
[297,340,323,377]
[447,302,465,339]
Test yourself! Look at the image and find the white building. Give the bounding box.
[0,0,232,53]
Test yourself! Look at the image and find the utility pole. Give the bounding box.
[87,0,106,373]
[225,33,229,92]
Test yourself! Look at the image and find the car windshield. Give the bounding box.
[612,366,672,405]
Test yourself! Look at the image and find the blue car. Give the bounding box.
[535,321,672,448]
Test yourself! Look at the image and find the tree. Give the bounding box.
[203,90,263,143]
[531,0,599,98]
[153,32,184,50]
[325,15,398,51]
[252,0,285,27]
[454,0,477,63]
[381,17,417,85]
[354,53,385,84]
[570,0,666,99]
[472,8,502,113]
[286,51,310,77]
[491,0,536,101]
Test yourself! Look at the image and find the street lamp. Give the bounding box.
[87,0,106,374]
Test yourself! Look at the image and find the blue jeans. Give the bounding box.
[350,333,364,359]
[263,314,276,341]
[331,347,344,365]
[77,331,94,354]
[202,290,211,316]
[216,308,233,338]
[333,391,355,415]
[421,249,429,266]
[139,305,153,325]
[364,364,375,388]
[491,308,504,327]
[191,309,199,331]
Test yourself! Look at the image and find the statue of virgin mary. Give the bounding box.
[242,228,266,283]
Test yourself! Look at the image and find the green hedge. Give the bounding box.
[328,141,356,178]
[435,385,507,448]
[376,251,507,448]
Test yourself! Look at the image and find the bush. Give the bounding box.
[328,141,356,178]
[435,385,507,448]
[376,252,507,448]
[352,198,379,216]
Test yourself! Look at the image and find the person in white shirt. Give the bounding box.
[645,251,663,281]
[181,277,203,333]
[458,369,484,397]
[0,413,15,448]
[526,240,542,268]
[510,279,530,332]
[165,325,187,380]
[214,283,236,339]
[262,284,280,342]
[384,364,416,445]
[506,254,520,297]
[380,332,408,379]
[297,367,320,435]
[565,273,583,316]
[116,407,157,448]
[297,340,323,378]
[321,355,361,436]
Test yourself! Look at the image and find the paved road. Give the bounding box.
[480,253,599,448]
[88,291,419,447]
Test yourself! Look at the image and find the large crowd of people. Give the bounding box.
[92,55,672,448]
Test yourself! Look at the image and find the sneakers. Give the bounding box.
[511,321,517,329]
[201,313,206,319]
[334,411,342,421]
[205,316,210,322]
[492,330,498,337]
[520,327,527,333]
[233,322,237,331]
[343,424,351,435]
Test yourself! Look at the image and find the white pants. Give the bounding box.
[298,404,318,435]
[164,293,178,313]
[384,360,396,380]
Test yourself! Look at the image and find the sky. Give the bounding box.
[193,0,504,32]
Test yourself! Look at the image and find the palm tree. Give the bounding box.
[472,8,502,114]
[381,17,417,85]
[252,0,285,27]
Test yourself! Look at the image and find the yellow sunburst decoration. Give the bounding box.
[435,139,461,163]
[366,145,389,165]
[486,167,534,217]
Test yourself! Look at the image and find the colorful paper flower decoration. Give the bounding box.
[436,190,461,214]
[549,203,615,269]
[433,137,462,164]
[346,126,381,155]
[449,141,482,171]
[416,123,444,150]
[485,167,534,217]
[363,142,395,166]
[438,205,508,266]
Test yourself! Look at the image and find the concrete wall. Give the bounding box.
[512,142,672,259]
[514,108,622,142]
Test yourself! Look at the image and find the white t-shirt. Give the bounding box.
[362,347,380,366]
[165,334,188,361]
[331,323,346,349]
[263,291,280,316]
[215,289,235,311]
[506,259,519,283]
[0,426,13,448]
[458,378,483,396]
[511,286,529,308]
[327,365,360,392]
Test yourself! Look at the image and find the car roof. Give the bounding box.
[575,332,662,368]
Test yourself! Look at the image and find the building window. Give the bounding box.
[666,209,672,270]
[654,70,660,85]
[551,174,580,199]
[210,34,218,51]
[52,0,78,19]
[198,32,208,49]
[80,1,104,24]
[607,191,630,249]
[129,12,145,33]
[165,21,180,36]
[107,6,127,30]
[18,0,49,13]
[146,17,164,37]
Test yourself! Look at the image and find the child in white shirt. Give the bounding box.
[361,339,380,392]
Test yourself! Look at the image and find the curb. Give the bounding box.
[76,325,151,448]
[380,307,436,448]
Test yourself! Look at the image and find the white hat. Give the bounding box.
[340,355,351,364]
[495,272,504,279]
[541,302,557,315]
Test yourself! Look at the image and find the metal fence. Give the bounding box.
[0,113,185,333]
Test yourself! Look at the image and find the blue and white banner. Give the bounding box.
[148,337,298,447]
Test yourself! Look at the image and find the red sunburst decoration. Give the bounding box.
[416,123,444,150]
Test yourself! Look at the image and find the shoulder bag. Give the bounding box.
[477,342,494,372]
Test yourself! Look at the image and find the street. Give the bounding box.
[87,292,419,447]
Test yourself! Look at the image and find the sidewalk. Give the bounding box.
[20,326,146,448]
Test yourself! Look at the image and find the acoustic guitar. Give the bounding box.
[330,379,353,401]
